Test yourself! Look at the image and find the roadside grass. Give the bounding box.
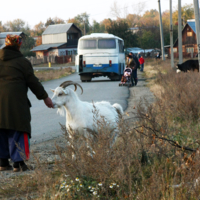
[34,67,75,82]
[33,62,75,68]
[2,106,200,199]
[2,59,200,199]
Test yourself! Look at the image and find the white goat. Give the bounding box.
[51,81,123,139]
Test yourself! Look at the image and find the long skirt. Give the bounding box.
[0,129,30,162]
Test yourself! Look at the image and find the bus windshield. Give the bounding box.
[98,39,116,49]
[79,40,96,49]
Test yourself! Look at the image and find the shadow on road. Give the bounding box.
[82,80,120,83]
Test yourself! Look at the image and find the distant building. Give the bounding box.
[0,32,26,49]
[31,23,82,57]
[170,19,197,58]
[129,26,139,34]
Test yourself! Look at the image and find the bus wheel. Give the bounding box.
[80,75,92,82]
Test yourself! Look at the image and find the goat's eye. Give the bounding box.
[58,93,63,96]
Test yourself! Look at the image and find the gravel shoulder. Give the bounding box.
[124,70,155,120]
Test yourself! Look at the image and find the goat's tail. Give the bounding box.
[112,103,123,119]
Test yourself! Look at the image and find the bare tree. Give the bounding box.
[4,19,25,31]
[131,2,146,16]
[110,1,146,24]
[110,1,122,19]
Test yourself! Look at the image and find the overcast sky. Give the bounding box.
[0,0,195,28]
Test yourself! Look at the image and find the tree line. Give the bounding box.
[0,3,194,57]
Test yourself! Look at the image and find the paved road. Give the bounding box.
[29,73,129,144]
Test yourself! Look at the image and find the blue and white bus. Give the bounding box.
[75,33,125,82]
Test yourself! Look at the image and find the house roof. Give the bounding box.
[0,32,24,39]
[31,43,66,51]
[0,44,5,49]
[187,19,196,34]
[43,23,80,35]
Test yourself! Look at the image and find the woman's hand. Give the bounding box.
[44,97,54,108]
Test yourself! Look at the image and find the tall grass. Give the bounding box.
[1,59,200,199]
[34,67,74,82]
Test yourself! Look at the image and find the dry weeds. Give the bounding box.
[1,59,200,199]
[34,67,75,82]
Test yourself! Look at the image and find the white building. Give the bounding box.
[31,23,82,57]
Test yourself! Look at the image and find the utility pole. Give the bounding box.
[0,21,2,32]
[193,0,200,72]
[178,0,183,64]
[158,0,165,60]
[183,15,185,27]
[170,0,174,68]
[84,20,86,35]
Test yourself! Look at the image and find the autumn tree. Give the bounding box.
[45,18,55,27]
[68,12,90,35]
[173,3,194,27]
[3,19,31,36]
[91,20,106,33]
[106,20,138,48]
[21,24,31,36]
[139,9,159,27]
[4,19,26,31]
[53,17,65,24]
[138,30,160,49]
[100,19,112,31]
[20,36,36,57]
[126,14,141,28]
[33,22,45,36]
[0,21,5,32]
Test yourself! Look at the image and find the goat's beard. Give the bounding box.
[57,106,65,116]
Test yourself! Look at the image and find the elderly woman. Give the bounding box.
[0,35,53,172]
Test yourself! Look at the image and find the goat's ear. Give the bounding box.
[51,89,55,93]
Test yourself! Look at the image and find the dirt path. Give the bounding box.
[124,70,155,120]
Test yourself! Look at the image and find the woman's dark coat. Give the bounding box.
[0,47,48,138]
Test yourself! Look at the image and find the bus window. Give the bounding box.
[98,39,116,49]
[79,40,96,49]
[118,40,124,53]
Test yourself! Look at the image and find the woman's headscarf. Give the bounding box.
[5,34,22,49]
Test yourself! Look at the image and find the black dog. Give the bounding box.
[176,59,199,73]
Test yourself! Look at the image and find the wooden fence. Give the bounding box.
[27,55,75,65]
[170,52,198,59]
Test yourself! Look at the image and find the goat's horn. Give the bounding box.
[59,81,73,87]
[59,81,83,94]
[60,81,77,92]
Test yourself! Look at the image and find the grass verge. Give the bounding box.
[34,67,75,82]
[33,62,75,68]
[1,58,200,199]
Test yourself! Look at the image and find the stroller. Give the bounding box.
[119,67,132,86]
